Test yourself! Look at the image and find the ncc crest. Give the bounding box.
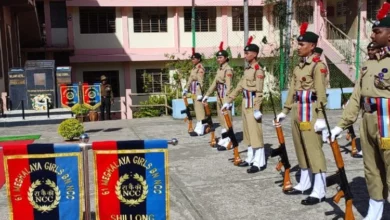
[115,173,148,207]
[28,179,61,213]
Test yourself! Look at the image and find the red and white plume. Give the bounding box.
[377,2,390,21]
[246,36,253,46]
[219,41,224,51]
[300,22,309,36]
[192,47,195,55]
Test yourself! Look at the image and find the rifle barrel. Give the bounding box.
[320,102,332,136]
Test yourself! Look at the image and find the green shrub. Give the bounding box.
[71,104,90,115]
[133,96,166,118]
[58,118,85,140]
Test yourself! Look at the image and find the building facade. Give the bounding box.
[0,0,386,118]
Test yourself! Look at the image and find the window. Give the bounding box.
[232,7,263,31]
[296,2,314,24]
[136,69,169,93]
[133,7,167,33]
[367,0,380,21]
[50,2,67,28]
[184,7,216,32]
[336,1,347,17]
[79,7,116,34]
[83,71,120,97]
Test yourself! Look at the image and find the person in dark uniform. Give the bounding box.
[100,75,114,120]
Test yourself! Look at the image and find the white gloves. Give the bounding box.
[330,126,343,142]
[314,119,327,132]
[277,112,286,122]
[322,130,329,143]
[254,110,262,120]
[197,95,203,101]
[182,89,188,96]
[221,103,232,112]
[202,96,209,103]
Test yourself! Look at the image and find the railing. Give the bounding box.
[129,92,172,116]
[324,18,368,67]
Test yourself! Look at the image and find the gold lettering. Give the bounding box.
[110,215,154,220]
[149,168,159,178]
[44,162,64,175]
[118,156,131,166]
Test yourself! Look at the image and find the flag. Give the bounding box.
[3,143,84,220]
[0,140,36,190]
[93,140,169,220]
[60,83,80,108]
[82,83,101,109]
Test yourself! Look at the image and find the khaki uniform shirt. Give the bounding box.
[185,63,205,95]
[101,84,114,98]
[282,54,329,119]
[227,62,265,110]
[337,50,390,129]
[205,62,233,101]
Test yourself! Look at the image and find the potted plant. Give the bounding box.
[57,118,85,141]
[71,104,90,123]
[88,106,99,122]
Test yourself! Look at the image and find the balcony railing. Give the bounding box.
[324,18,367,66]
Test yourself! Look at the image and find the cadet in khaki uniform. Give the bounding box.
[330,4,390,219]
[202,42,234,151]
[100,75,114,121]
[221,36,266,174]
[274,23,329,205]
[182,52,207,136]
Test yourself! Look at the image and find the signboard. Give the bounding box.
[82,83,101,110]
[25,60,56,110]
[60,83,80,109]
[8,68,27,110]
[56,67,72,108]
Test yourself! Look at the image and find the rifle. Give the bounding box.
[198,83,215,146]
[202,102,216,147]
[340,83,358,157]
[321,102,355,220]
[180,96,194,133]
[216,91,242,165]
[269,92,292,192]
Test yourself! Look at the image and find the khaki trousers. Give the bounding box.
[242,101,263,148]
[360,112,390,200]
[192,94,205,121]
[291,103,326,173]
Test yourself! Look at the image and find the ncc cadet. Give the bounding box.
[329,3,390,219]
[182,51,209,136]
[274,23,329,205]
[100,75,114,121]
[340,42,381,158]
[202,42,234,151]
[221,36,266,174]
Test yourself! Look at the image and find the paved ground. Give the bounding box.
[0,110,389,220]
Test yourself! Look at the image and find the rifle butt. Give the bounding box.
[204,103,211,116]
[333,190,344,204]
[188,120,194,132]
[351,138,358,157]
[344,199,355,220]
[331,141,345,168]
[210,131,216,147]
[233,148,242,166]
[275,126,285,144]
[282,168,293,192]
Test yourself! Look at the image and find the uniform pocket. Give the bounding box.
[300,74,313,90]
